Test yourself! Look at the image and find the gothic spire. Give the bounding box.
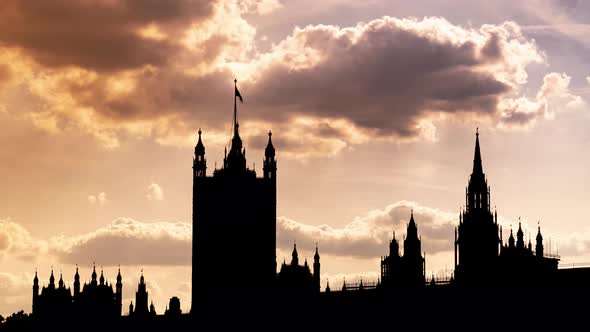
[59,271,64,288]
[291,242,299,266]
[92,263,97,284]
[49,267,55,286]
[473,127,483,176]
[536,222,544,257]
[406,209,418,239]
[195,129,205,155]
[314,243,320,261]
[100,267,105,285]
[265,131,275,158]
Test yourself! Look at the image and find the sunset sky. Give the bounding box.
[1,0,590,316]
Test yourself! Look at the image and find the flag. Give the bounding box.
[235,86,243,103]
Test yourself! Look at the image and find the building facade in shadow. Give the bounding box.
[192,81,277,310]
[380,211,425,289]
[276,243,321,294]
[454,130,559,287]
[32,265,122,321]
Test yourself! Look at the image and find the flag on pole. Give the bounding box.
[235,85,243,103]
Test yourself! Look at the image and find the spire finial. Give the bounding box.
[472,127,483,175]
[198,128,202,137]
[476,127,479,136]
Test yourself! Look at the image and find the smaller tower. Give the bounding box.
[32,270,39,314]
[49,268,55,290]
[91,263,98,286]
[517,222,524,250]
[194,129,206,178]
[150,301,156,315]
[536,224,544,258]
[135,271,149,316]
[390,232,400,258]
[508,228,515,249]
[116,267,123,316]
[99,268,105,285]
[313,244,321,292]
[129,301,134,316]
[263,131,276,180]
[291,242,299,266]
[58,271,64,289]
[74,265,80,298]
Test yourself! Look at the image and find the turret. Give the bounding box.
[150,301,156,315]
[58,271,64,289]
[74,265,80,297]
[390,231,400,258]
[32,270,39,314]
[291,242,299,266]
[49,268,55,289]
[116,267,123,316]
[194,129,206,177]
[263,131,277,180]
[536,224,544,257]
[129,301,134,316]
[99,268,105,285]
[313,244,321,292]
[517,222,524,250]
[91,264,97,286]
[135,271,149,316]
[508,228,515,249]
[404,210,421,258]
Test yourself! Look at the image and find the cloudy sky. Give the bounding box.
[1,0,590,316]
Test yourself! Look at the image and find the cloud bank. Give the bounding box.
[0,3,583,157]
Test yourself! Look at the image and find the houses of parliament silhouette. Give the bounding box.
[11,81,590,330]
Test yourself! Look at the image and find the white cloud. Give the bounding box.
[277,200,457,258]
[88,192,108,206]
[498,72,585,128]
[50,218,190,266]
[0,220,47,261]
[240,0,282,15]
[146,182,164,201]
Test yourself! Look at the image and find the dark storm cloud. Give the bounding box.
[0,0,213,71]
[246,18,525,138]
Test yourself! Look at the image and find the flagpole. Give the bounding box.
[234,79,238,135]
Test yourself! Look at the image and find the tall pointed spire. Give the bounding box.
[473,127,483,175]
[291,242,299,266]
[409,209,416,228]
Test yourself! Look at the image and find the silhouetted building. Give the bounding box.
[165,297,182,317]
[192,80,277,309]
[130,272,149,317]
[276,243,321,293]
[380,211,425,288]
[32,265,122,321]
[454,130,559,287]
